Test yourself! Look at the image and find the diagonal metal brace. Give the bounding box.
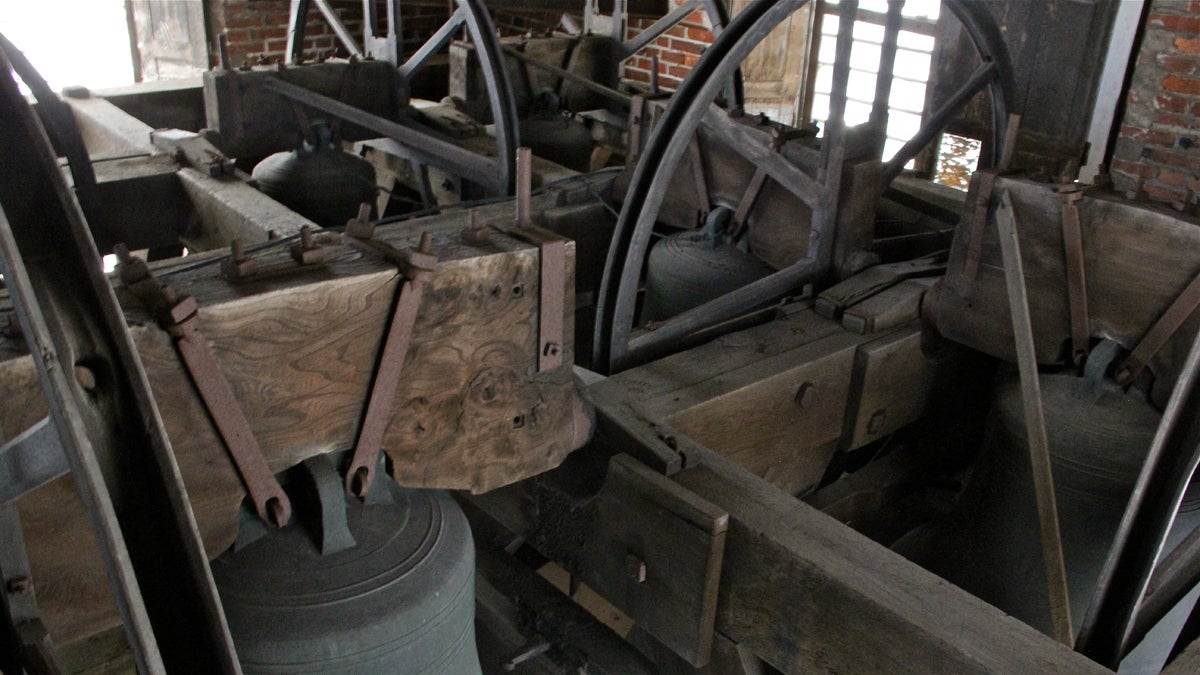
[117,246,292,528]
[341,230,438,498]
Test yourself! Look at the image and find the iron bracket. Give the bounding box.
[341,229,438,498]
[117,247,292,528]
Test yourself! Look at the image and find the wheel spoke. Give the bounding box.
[623,0,702,57]
[702,103,829,210]
[312,0,363,58]
[882,59,996,183]
[398,8,466,80]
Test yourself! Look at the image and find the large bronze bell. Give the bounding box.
[899,371,1200,662]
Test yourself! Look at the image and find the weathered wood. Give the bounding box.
[84,154,191,253]
[1,188,588,647]
[204,61,401,160]
[580,454,728,667]
[651,329,864,496]
[670,444,1111,674]
[816,253,946,320]
[842,327,936,450]
[65,95,156,158]
[933,175,1200,407]
[176,167,311,249]
[841,277,935,334]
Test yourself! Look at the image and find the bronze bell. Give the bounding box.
[898,371,1200,658]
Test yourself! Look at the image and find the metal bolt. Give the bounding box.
[867,409,888,435]
[794,382,816,409]
[6,576,31,596]
[74,365,97,392]
[625,553,647,583]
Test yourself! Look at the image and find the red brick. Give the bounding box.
[625,69,650,83]
[1177,36,1200,54]
[251,26,288,42]
[1111,158,1155,179]
[1149,13,1200,35]
[1157,112,1193,128]
[668,38,704,55]
[1151,148,1200,170]
[668,64,691,78]
[1144,182,1188,203]
[687,26,714,43]
[1192,0,1200,13]
[223,28,253,47]
[224,11,266,29]
[1158,94,1190,113]
[1158,168,1188,186]
[1159,55,1200,74]
[660,50,686,65]
[1122,124,1178,147]
[630,57,652,71]
[685,10,706,25]
[683,53,700,67]
[1191,101,1200,116]
[1163,74,1200,94]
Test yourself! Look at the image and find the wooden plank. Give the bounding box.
[671,445,1111,674]
[64,95,156,158]
[932,175,1200,407]
[176,167,311,249]
[842,327,936,450]
[580,454,728,667]
[1,189,587,647]
[841,277,935,334]
[649,329,866,496]
[816,253,946,320]
[84,154,191,253]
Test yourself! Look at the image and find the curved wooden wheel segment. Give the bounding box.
[593,0,1015,375]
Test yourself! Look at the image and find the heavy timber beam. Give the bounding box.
[0,181,595,647]
[471,374,1109,673]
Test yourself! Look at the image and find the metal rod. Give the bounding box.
[995,189,1074,645]
[515,147,533,227]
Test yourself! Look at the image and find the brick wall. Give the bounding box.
[210,0,449,67]
[1111,0,1200,205]
[621,1,714,92]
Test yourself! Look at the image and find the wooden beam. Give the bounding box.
[0,186,591,647]
[671,445,1110,674]
[63,94,156,158]
[176,168,311,249]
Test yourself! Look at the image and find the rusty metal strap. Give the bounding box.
[119,253,291,527]
[342,232,437,498]
[1059,188,1090,367]
[1117,270,1200,387]
[508,226,567,373]
[964,168,1001,280]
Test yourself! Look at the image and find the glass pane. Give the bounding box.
[888,79,927,114]
[934,133,982,190]
[850,41,883,71]
[897,29,935,52]
[894,49,932,80]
